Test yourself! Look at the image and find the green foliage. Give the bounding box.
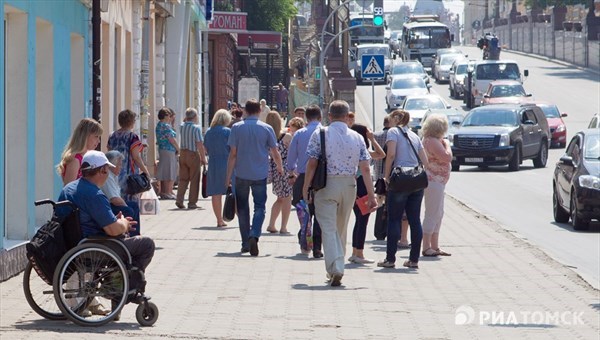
[243,0,298,32]
[215,0,234,12]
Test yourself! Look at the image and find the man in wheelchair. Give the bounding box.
[58,151,155,314]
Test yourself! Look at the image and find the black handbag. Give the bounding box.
[201,166,208,198]
[223,187,236,222]
[387,127,428,193]
[374,178,387,195]
[310,129,327,191]
[125,172,152,195]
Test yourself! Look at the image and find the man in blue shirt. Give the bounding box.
[287,105,323,258]
[226,99,283,256]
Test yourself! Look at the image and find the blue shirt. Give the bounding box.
[227,116,277,180]
[58,178,117,238]
[180,121,203,151]
[386,126,424,167]
[287,121,321,174]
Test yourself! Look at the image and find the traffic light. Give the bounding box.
[315,66,321,80]
[373,0,384,26]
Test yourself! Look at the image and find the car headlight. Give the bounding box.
[579,175,600,190]
[556,125,566,132]
[448,133,454,146]
[499,133,510,146]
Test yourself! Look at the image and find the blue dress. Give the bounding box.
[204,125,231,196]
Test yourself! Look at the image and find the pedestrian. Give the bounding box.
[346,112,356,128]
[275,83,289,115]
[287,106,306,126]
[176,108,207,210]
[296,56,306,79]
[421,114,453,257]
[229,108,243,128]
[302,100,378,286]
[155,107,180,200]
[287,105,323,258]
[259,99,270,122]
[203,109,232,227]
[377,109,429,269]
[287,117,305,135]
[56,118,103,185]
[107,109,150,236]
[226,99,283,256]
[101,150,137,223]
[265,111,293,234]
[348,124,385,264]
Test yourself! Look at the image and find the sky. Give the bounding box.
[383,0,465,22]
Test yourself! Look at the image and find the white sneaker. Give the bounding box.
[347,255,357,263]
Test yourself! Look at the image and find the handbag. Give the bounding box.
[374,178,387,195]
[387,127,428,193]
[310,129,327,191]
[201,166,208,198]
[223,186,236,222]
[125,172,152,195]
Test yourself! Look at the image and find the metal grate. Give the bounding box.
[456,136,497,149]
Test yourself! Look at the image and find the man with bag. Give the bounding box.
[226,99,283,256]
[302,100,378,287]
[176,108,207,210]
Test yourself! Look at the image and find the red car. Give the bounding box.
[535,102,568,148]
[481,80,534,106]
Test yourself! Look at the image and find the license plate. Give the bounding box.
[465,157,483,163]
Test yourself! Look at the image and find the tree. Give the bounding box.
[215,0,234,12]
[243,0,298,32]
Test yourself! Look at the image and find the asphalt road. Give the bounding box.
[354,45,600,289]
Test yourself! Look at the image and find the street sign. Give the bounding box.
[361,54,385,79]
[238,77,260,107]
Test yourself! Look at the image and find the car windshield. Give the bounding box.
[391,78,426,89]
[476,63,520,80]
[489,84,526,97]
[584,134,600,160]
[456,64,468,74]
[392,63,424,75]
[539,105,560,118]
[441,54,461,65]
[405,98,445,110]
[358,47,390,57]
[462,109,518,127]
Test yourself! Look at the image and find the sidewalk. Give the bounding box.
[1,190,598,339]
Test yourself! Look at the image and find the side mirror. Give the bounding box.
[385,85,391,90]
[483,94,490,98]
[523,120,535,125]
[446,104,452,109]
[451,121,461,126]
[559,155,574,166]
[427,84,432,89]
[561,113,568,117]
[526,93,532,97]
[524,70,529,77]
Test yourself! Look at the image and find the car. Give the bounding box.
[431,48,462,75]
[390,60,430,85]
[448,104,550,171]
[588,113,600,129]
[481,80,534,106]
[553,129,600,230]
[448,59,474,99]
[398,94,451,131]
[433,53,463,83]
[353,43,393,84]
[535,102,568,148]
[418,108,464,138]
[385,75,431,111]
[464,59,528,109]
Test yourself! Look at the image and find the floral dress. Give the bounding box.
[269,133,292,198]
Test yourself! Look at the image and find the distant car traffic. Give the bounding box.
[481,80,534,106]
[433,53,463,83]
[535,102,568,148]
[448,59,474,99]
[553,129,600,230]
[449,104,549,171]
[390,60,430,85]
[398,94,451,131]
[418,108,464,138]
[385,75,431,110]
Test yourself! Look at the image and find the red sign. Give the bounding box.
[238,31,282,50]
[209,11,247,32]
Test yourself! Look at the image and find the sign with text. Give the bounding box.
[209,11,247,32]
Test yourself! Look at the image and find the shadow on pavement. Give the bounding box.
[373,268,420,274]
[192,226,236,231]
[549,221,600,233]
[13,319,141,333]
[291,283,367,290]
[275,254,313,261]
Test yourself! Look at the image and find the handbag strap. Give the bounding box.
[319,128,326,160]
[396,126,423,166]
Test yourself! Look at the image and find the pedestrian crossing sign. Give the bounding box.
[361,54,385,79]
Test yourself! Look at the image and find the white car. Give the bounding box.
[448,59,474,99]
[385,75,431,111]
[398,94,451,130]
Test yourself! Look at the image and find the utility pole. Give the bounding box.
[92,0,101,124]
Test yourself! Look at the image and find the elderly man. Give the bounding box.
[302,100,378,287]
[176,108,208,210]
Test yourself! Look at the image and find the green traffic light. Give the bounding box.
[373,16,384,26]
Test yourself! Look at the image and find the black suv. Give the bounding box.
[449,104,550,171]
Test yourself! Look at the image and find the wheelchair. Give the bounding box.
[23,199,158,327]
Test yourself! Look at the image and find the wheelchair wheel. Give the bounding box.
[53,243,128,327]
[135,302,159,326]
[23,262,65,320]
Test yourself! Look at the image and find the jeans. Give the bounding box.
[386,189,424,263]
[235,177,267,248]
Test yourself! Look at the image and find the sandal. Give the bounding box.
[422,248,439,257]
[403,260,419,269]
[435,248,452,256]
[266,227,278,233]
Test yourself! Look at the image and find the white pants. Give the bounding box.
[314,176,356,276]
[422,181,446,234]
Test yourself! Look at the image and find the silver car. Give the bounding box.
[385,75,431,111]
[434,53,463,83]
[448,59,474,99]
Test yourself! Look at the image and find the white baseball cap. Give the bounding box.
[80,150,116,171]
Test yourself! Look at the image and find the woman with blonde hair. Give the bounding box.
[204,109,232,227]
[287,117,305,135]
[57,118,103,185]
[265,111,293,234]
[421,114,453,257]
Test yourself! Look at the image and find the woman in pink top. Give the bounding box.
[421,114,453,257]
[56,118,103,185]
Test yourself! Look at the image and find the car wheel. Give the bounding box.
[451,162,460,171]
[553,184,569,223]
[570,193,589,230]
[559,142,566,148]
[533,142,548,168]
[508,145,521,171]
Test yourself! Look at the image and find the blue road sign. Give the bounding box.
[361,54,385,79]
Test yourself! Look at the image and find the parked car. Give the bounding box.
[390,60,429,85]
[481,80,534,106]
[535,102,568,148]
[418,108,464,138]
[353,43,393,84]
[553,129,600,230]
[398,94,451,131]
[433,53,463,83]
[449,104,549,171]
[448,59,474,99]
[385,75,431,110]
[588,113,600,129]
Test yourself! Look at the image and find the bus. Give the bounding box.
[349,13,385,47]
[399,15,451,72]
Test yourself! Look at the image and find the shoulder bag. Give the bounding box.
[126,172,152,195]
[387,127,428,193]
[310,129,327,191]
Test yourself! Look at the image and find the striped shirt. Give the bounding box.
[179,121,203,151]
